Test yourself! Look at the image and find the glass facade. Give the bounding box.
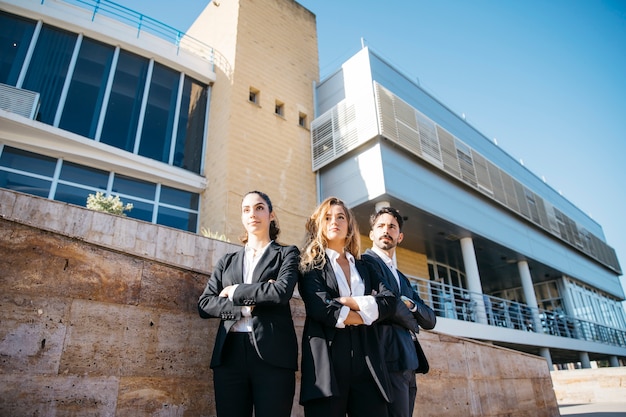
[1,10,208,174]
[0,145,200,232]
[0,10,208,233]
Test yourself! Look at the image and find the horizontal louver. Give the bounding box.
[311,81,621,273]
[0,83,40,119]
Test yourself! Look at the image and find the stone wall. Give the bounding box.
[0,189,559,416]
[551,367,626,404]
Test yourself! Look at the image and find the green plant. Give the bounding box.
[86,192,133,216]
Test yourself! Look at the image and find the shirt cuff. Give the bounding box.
[227,284,240,301]
[354,295,379,325]
[336,305,350,328]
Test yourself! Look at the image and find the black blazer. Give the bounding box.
[298,257,395,404]
[198,242,300,371]
[363,249,436,373]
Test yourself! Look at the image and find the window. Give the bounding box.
[0,11,36,86]
[21,24,77,124]
[173,76,208,174]
[99,50,149,152]
[249,87,259,104]
[0,147,55,198]
[59,37,115,138]
[275,100,284,117]
[138,63,179,162]
[0,145,201,232]
[3,13,207,178]
[298,112,307,128]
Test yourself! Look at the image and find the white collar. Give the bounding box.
[325,248,355,265]
[371,245,397,268]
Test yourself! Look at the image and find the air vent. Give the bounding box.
[0,83,40,119]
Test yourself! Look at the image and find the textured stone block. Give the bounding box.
[0,294,69,374]
[0,374,119,417]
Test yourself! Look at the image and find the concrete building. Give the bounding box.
[311,47,626,368]
[1,0,624,371]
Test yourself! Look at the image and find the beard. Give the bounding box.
[376,235,396,250]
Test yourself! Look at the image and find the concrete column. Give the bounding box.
[579,351,591,368]
[609,355,620,367]
[460,237,487,324]
[517,260,542,333]
[540,347,553,370]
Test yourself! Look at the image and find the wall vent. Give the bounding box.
[0,83,40,119]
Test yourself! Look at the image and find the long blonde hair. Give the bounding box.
[300,197,361,272]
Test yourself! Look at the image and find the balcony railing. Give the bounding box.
[410,276,626,347]
[41,0,225,71]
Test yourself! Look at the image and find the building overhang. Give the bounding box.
[317,139,624,300]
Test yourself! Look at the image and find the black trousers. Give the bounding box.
[387,369,417,417]
[303,327,388,417]
[213,332,295,417]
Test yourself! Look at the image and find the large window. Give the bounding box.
[0,11,36,86]
[1,10,208,176]
[59,37,115,138]
[566,278,626,329]
[0,146,56,198]
[0,146,199,233]
[21,25,77,125]
[139,63,179,163]
[174,77,208,173]
[100,50,149,152]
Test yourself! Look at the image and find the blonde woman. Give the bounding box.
[298,196,395,417]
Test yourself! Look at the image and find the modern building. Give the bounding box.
[1,0,624,369]
[0,0,317,245]
[311,47,626,368]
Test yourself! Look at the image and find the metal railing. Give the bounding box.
[41,0,225,71]
[410,276,626,347]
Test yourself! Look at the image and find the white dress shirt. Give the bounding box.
[325,248,379,328]
[229,241,272,332]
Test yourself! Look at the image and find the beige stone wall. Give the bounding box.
[551,368,626,404]
[187,0,319,247]
[0,190,559,416]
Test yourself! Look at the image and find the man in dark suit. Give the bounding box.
[362,206,436,417]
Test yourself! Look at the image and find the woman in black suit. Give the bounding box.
[198,191,299,417]
[298,196,395,417]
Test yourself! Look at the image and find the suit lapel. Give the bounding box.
[366,249,399,295]
[323,259,340,296]
[230,249,246,284]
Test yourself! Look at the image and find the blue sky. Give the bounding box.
[118,0,626,294]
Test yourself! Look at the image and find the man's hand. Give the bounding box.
[401,295,415,310]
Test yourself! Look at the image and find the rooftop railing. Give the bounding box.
[43,0,219,70]
[411,276,626,348]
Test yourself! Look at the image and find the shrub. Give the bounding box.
[86,192,133,216]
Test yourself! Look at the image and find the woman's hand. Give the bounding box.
[219,285,236,298]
